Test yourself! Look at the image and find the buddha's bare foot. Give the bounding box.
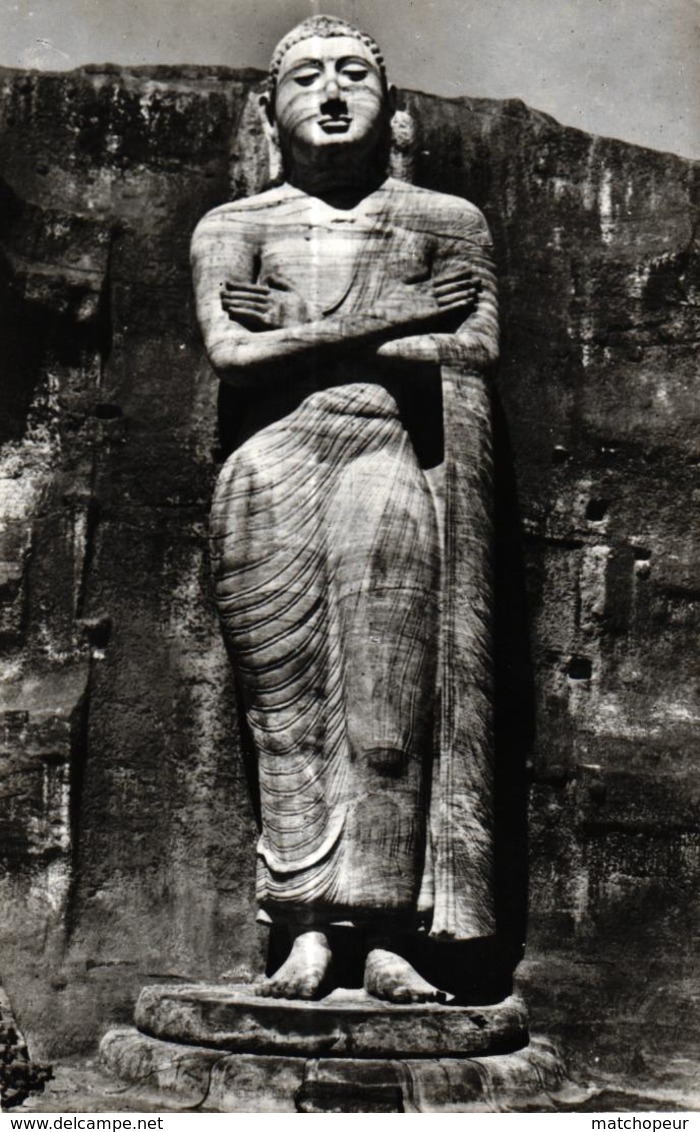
[255,930,332,1000]
[364,948,454,1005]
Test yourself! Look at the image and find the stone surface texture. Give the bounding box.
[198,173,498,944]
[99,1028,563,1112]
[0,987,51,1110]
[132,984,527,1058]
[0,61,698,1104]
[195,19,500,996]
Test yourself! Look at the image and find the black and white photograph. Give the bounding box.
[0,0,698,1117]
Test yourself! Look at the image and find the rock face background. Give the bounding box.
[0,65,698,1094]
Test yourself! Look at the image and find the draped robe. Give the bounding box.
[192,176,499,939]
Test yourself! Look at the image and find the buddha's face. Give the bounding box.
[270,35,390,164]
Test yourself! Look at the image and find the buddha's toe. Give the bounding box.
[364,948,453,1005]
[254,930,332,1001]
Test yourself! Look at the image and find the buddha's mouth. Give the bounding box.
[318,117,352,134]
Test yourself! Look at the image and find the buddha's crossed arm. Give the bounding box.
[376,197,499,370]
[191,199,484,388]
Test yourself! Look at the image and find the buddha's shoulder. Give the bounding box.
[382,178,488,231]
[193,185,308,235]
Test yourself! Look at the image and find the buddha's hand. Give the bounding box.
[220,279,309,330]
[431,269,481,319]
[376,270,486,365]
[377,269,480,327]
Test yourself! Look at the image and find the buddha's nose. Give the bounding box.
[324,75,340,99]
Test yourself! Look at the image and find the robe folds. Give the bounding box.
[197,177,499,940]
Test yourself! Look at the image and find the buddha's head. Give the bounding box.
[262,15,395,183]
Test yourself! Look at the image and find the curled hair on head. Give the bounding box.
[268,14,388,96]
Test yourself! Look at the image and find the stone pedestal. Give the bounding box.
[134,984,528,1058]
[100,984,567,1112]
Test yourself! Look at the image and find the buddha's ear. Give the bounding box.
[389,99,417,184]
[387,83,398,116]
[259,91,276,132]
[258,91,283,185]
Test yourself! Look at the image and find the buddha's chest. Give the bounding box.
[257,211,433,316]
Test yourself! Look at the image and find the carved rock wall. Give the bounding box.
[0,66,263,1058]
[0,986,51,1109]
[0,66,698,1093]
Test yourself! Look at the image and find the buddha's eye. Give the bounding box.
[342,65,369,82]
[294,69,320,87]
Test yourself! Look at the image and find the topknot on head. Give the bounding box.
[268,15,387,91]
